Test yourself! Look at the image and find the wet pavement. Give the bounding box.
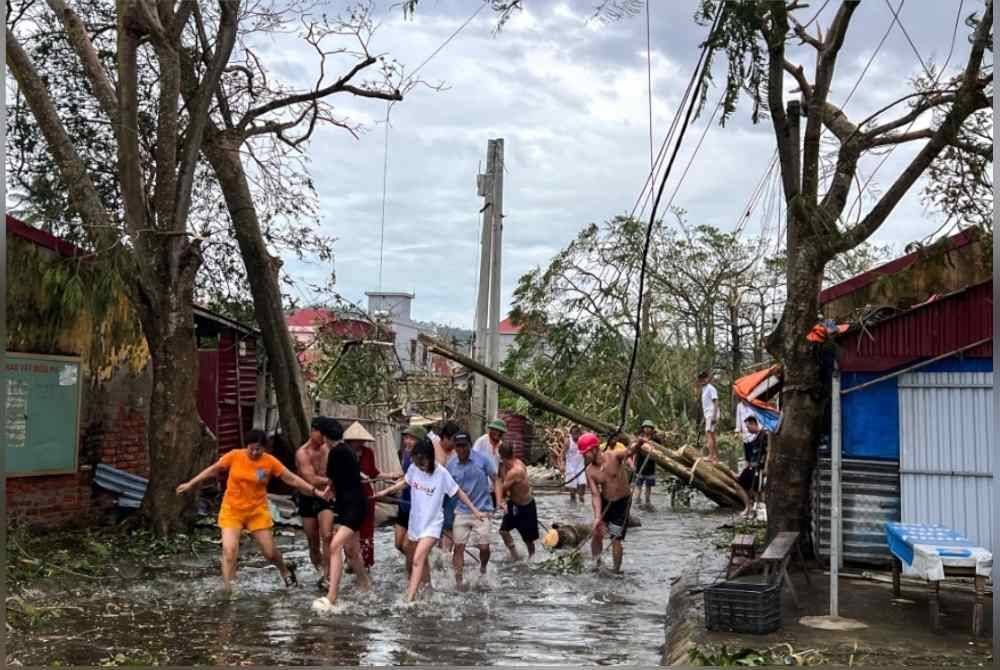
[8,493,731,666]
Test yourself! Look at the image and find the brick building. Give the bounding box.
[5,215,266,526]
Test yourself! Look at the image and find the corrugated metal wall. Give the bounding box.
[898,370,994,548]
[812,458,901,565]
[317,401,402,490]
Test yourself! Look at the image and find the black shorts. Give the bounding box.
[297,494,336,519]
[738,467,763,492]
[500,498,540,543]
[601,495,631,540]
[395,504,411,529]
[334,496,366,532]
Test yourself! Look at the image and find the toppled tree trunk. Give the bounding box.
[420,334,748,509]
[543,522,592,550]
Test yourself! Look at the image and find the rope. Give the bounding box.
[689,456,705,485]
[616,2,725,437]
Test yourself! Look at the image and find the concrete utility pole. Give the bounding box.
[486,138,505,424]
[473,139,503,434]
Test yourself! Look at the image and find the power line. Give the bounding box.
[882,0,932,79]
[408,0,490,82]
[663,90,725,213]
[617,2,726,435]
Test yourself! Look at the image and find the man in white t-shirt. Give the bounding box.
[473,418,507,472]
[698,370,720,463]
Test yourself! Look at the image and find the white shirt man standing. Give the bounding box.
[473,418,507,471]
[698,370,720,463]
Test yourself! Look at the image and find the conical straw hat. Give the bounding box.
[343,421,375,442]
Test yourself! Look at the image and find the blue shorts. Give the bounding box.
[442,496,457,531]
[636,475,656,487]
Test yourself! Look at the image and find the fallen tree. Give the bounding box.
[419,334,749,510]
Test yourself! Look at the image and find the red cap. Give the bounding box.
[577,432,600,455]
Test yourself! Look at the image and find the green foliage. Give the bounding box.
[538,550,586,575]
[697,1,770,125]
[7,237,140,364]
[500,214,780,432]
[689,644,826,667]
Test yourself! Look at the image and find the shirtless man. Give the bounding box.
[295,417,336,588]
[497,442,539,560]
[579,432,639,573]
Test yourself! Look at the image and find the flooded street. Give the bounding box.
[9,493,729,666]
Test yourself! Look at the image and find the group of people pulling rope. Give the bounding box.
[175,416,545,607]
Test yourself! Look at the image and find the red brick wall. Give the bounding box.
[6,469,95,528]
[6,363,151,528]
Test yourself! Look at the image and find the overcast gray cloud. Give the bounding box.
[273,0,978,327]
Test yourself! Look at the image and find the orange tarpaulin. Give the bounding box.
[733,365,782,410]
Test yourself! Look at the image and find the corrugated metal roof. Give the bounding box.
[837,280,992,372]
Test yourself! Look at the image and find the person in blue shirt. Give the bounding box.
[446,431,502,590]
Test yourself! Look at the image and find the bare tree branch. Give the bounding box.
[801,0,860,201]
[44,0,119,124]
[239,55,400,128]
[830,0,993,255]
[175,0,238,229]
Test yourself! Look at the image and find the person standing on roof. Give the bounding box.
[295,417,336,589]
[561,425,587,504]
[580,432,640,573]
[632,420,659,511]
[447,430,500,589]
[176,430,329,591]
[698,371,720,463]
[474,418,507,472]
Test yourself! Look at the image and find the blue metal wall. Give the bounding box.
[840,357,991,460]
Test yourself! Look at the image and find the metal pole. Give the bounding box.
[472,140,496,435]
[485,138,504,423]
[992,0,999,654]
[830,365,842,618]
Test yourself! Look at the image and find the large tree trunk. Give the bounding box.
[765,242,826,539]
[202,133,311,449]
[135,280,211,535]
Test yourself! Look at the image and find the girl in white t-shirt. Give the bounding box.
[374,438,485,601]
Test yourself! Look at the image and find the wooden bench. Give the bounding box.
[760,531,811,609]
[726,534,757,579]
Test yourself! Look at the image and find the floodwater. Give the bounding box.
[9,493,730,666]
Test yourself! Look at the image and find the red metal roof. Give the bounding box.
[836,280,992,372]
[820,229,979,305]
[6,214,88,258]
[287,308,335,328]
[499,317,522,335]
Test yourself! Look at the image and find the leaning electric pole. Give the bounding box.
[472,138,505,435]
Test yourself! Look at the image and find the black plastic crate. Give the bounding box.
[703,580,782,634]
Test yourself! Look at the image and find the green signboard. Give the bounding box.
[5,353,82,476]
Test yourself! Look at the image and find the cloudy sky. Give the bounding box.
[261,0,980,328]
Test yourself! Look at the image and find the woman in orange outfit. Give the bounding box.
[177,429,331,591]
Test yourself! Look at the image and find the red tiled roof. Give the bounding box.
[819,228,979,305]
[499,317,522,335]
[287,308,336,328]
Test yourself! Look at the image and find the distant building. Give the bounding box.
[498,316,522,364]
[365,291,454,376]
[286,307,385,376]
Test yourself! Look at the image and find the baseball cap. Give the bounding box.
[454,432,472,445]
[577,432,600,455]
